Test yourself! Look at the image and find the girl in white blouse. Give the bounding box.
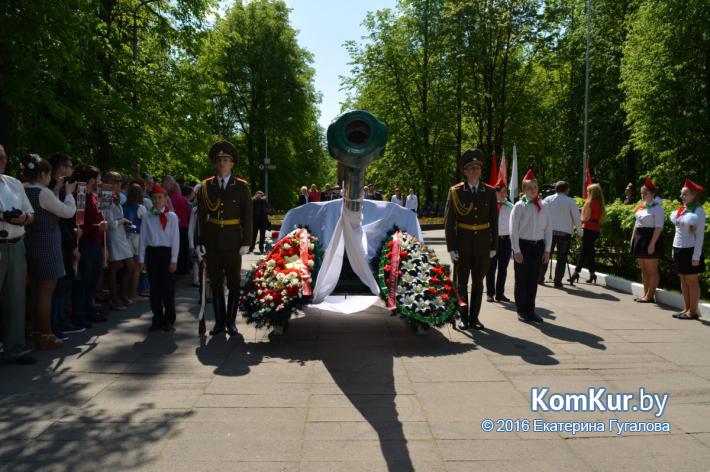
[630,178,665,303]
[22,155,77,350]
[670,179,705,319]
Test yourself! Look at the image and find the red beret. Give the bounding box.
[643,177,656,191]
[684,178,704,193]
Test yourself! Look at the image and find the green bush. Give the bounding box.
[573,198,709,298]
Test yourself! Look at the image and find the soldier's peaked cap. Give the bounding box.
[459,148,485,171]
[209,140,238,163]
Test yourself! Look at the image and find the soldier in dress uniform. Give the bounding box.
[196,141,253,336]
[445,148,498,330]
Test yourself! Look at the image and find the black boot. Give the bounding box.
[209,290,226,335]
[470,313,485,330]
[457,310,469,330]
[226,292,239,336]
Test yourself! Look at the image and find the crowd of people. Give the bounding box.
[0,142,273,364]
[449,148,706,331]
[296,183,419,213]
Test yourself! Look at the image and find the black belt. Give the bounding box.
[520,239,544,244]
[499,235,510,239]
[552,230,572,237]
[0,237,22,244]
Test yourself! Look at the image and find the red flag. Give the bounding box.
[497,152,508,187]
[583,160,593,199]
[488,152,498,186]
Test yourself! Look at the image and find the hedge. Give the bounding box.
[568,198,709,299]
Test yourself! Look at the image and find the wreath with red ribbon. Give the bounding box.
[377,229,462,327]
[240,228,321,327]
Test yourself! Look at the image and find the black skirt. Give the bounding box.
[632,227,664,259]
[673,247,705,275]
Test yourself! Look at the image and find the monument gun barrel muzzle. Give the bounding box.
[327,110,388,212]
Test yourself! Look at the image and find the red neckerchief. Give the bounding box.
[676,205,685,219]
[158,207,168,230]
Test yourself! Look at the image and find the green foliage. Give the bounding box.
[199,0,332,209]
[620,0,710,191]
[0,0,331,209]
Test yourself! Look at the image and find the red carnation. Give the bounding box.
[441,294,450,301]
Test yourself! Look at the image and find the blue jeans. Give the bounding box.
[486,236,512,298]
[138,272,150,294]
[72,242,103,322]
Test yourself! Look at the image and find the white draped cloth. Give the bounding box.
[280,199,423,308]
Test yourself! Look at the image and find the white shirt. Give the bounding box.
[139,208,180,263]
[635,203,664,228]
[217,176,231,190]
[671,206,706,260]
[25,184,76,219]
[542,193,582,236]
[405,194,418,211]
[391,194,404,206]
[467,180,481,193]
[0,174,34,239]
[498,201,513,236]
[510,199,553,253]
[542,193,582,237]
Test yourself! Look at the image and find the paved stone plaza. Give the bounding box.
[1,230,710,471]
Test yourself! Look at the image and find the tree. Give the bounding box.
[621,0,710,190]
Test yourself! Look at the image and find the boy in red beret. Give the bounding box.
[139,184,180,331]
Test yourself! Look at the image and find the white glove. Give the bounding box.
[196,245,207,260]
[239,245,250,256]
[489,250,496,258]
[449,250,459,262]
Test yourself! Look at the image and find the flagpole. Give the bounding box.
[582,0,591,196]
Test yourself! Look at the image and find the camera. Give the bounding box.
[2,208,22,222]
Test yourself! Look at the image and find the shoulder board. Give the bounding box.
[203,176,215,184]
[236,177,248,184]
[451,182,464,190]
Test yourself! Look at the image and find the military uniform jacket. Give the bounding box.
[196,175,253,252]
[444,181,498,256]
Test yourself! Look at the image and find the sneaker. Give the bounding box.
[54,331,69,341]
[61,324,86,334]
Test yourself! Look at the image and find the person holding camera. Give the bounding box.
[0,145,36,364]
[23,154,77,350]
[48,152,85,340]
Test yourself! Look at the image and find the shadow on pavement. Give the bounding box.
[464,328,559,366]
